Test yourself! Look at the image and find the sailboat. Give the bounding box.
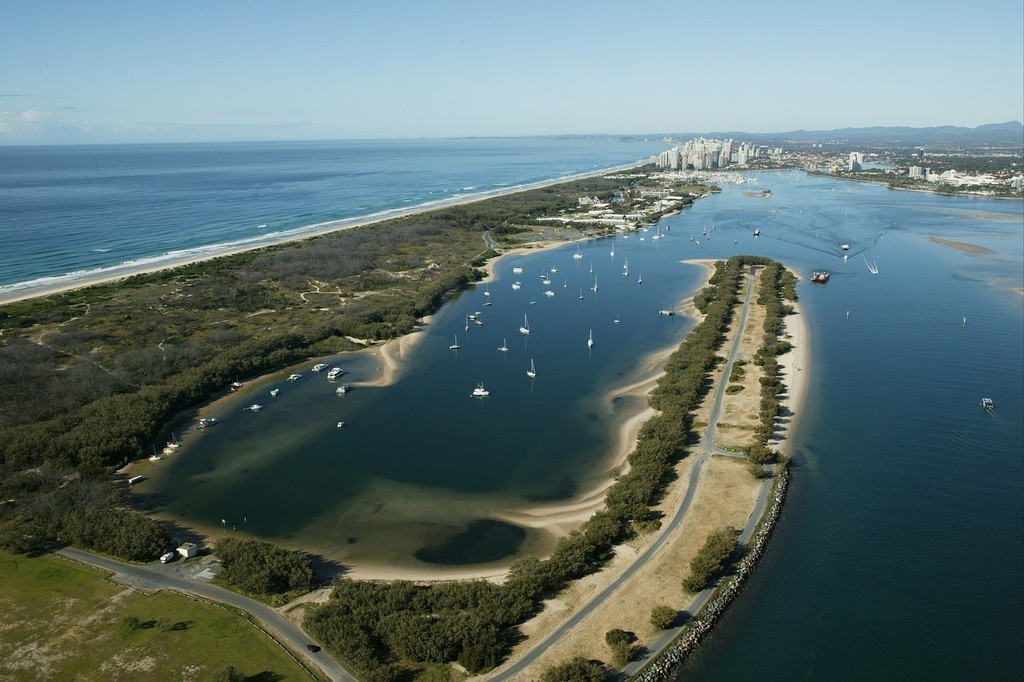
[623,259,629,276]
[579,288,584,300]
[587,329,594,349]
[519,314,530,335]
[449,335,460,350]
[573,244,583,259]
[637,273,643,285]
[527,358,536,378]
[592,276,599,293]
[498,338,509,352]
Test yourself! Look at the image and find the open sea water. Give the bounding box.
[1,142,1021,678]
[0,137,668,297]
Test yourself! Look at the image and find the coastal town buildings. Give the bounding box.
[651,138,783,170]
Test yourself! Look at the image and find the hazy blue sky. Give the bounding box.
[2,0,1022,144]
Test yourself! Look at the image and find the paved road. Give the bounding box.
[491,270,768,680]
[57,547,356,682]
[57,271,767,682]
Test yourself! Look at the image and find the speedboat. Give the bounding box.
[247,404,262,411]
[981,397,995,409]
[336,421,345,428]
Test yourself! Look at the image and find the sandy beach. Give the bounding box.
[0,162,645,307]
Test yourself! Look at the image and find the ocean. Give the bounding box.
[1,142,1021,678]
[0,137,667,299]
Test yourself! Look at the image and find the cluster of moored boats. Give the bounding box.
[189,362,356,435]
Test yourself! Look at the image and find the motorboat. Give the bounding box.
[336,384,351,395]
[471,383,490,398]
[311,363,328,372]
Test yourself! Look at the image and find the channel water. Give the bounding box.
[127,167,1022,676]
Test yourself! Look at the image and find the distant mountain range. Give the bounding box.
[665,121,1023,146]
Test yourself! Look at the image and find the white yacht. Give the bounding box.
[498,338,509,352]
[471,383,490,398]
[336,384,351,395]
[519,315,530,335]
[587,329,594,349]
[449,335,460,350]
[270,388,280,397]
[288,373,302,381]
[327,367,344,380]
[311,363,328,372]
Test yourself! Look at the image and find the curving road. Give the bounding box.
[57,547,356,682]
[57,270,768,682]
[490,269,770,680]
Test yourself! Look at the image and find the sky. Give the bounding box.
[2,0,1022,144]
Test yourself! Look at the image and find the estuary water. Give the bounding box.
[2,141,1021,677]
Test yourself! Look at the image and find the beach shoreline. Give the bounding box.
[0,161,648,306]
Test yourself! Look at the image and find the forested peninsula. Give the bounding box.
[0,164,800,679]
[0,170,701,558]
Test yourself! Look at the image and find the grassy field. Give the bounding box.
[0,551,318,681]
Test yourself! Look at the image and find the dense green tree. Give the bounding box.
[540,656,609,682]
[650,605,678,629]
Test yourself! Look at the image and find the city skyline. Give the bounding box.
[2,0,1022,145]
